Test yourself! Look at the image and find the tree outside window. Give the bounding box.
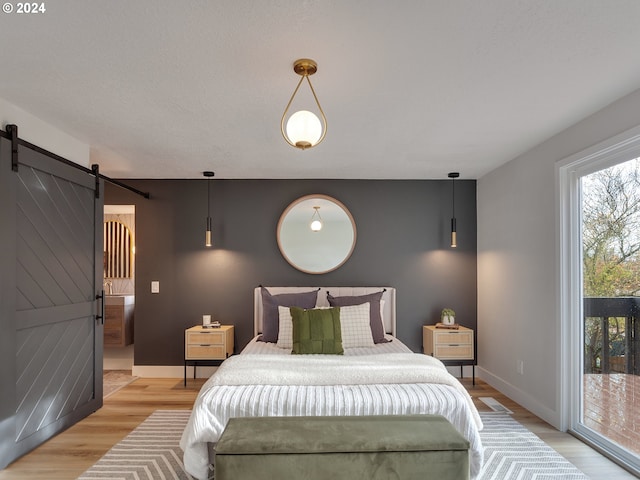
[582,158,640,374]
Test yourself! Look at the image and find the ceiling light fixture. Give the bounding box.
[203,171,215,247]
[310,206,323,232]
[448,172,459,248]
[281,58,327,150]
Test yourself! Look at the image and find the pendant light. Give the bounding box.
[310,206,323,232]
[448,172,459,248]
[203,171,214,247]
[281,59,327,150]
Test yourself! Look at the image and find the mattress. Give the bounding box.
[180,336,484,480]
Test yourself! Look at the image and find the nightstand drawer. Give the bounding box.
[434,344,474,359]
[185,325,234,361]
[435,331,472,345]
[187,344,227,359]
[188,331,225,345]
[423,325,475,361]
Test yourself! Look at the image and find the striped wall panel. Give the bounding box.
[103,220,132,278]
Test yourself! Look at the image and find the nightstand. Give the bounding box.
[423,325,475,384]
[184,325,234,386]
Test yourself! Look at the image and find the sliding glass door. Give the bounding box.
[567,154,640,475]
[581,159,640,457]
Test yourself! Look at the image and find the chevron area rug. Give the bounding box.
[77,410,589,480]
[77,410,194,479]
[478,412,588,479]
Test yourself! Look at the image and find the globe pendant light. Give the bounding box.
[281,59,327,150]
[310,206,323,232]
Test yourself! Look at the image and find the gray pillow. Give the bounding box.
[259,287,319,343]
[327,290,390,344]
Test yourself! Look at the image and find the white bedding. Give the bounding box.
[180,337,484,480]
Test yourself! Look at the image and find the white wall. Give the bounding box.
[0,97,89,166]
[477,87,640,428]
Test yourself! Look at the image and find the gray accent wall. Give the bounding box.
[105,179,477,365]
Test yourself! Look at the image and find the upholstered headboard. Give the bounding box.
[254,286,396,337]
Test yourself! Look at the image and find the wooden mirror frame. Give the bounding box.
[277,194,357,274]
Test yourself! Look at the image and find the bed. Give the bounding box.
[180,287,484,479]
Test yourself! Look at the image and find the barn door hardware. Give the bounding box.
[6,124,19,172]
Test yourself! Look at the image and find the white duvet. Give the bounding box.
[180,352,484,479]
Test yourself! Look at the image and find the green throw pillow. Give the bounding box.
[290,307,344,355]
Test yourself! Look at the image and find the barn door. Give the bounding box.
[0,132,103,468]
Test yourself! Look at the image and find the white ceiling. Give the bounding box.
[2,1,640,180]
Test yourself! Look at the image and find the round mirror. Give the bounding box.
[277,194,357,274]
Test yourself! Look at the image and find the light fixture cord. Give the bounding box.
[207,177,211,218]
[452,176,455,218]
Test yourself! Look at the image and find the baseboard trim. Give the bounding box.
[132,365,219,378]
[477,366,561,429]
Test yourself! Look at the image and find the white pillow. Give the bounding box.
[277,305,334,349]
[276,305,294,349]
[340,302,374,348]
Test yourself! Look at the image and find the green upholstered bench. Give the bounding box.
[215,415,470,480]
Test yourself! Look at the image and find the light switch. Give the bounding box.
[151,281,160,293]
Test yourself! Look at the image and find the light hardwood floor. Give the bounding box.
[0,377,636,479]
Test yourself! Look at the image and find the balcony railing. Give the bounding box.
[584,297,639,375]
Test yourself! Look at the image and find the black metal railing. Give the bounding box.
[584,297,639,375]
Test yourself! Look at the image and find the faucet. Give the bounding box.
[104,280,113,295]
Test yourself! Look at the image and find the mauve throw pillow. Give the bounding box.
[327,291,390,343]
[259,287,319,343]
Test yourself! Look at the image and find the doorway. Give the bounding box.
[103,205,136,391]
